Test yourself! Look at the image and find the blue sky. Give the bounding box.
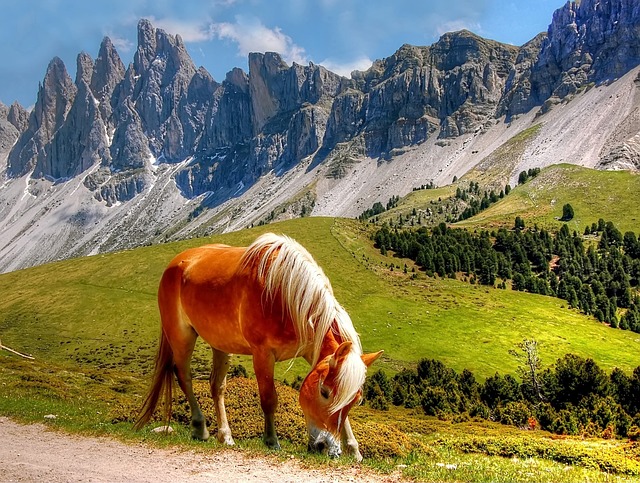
[0,0,567,108]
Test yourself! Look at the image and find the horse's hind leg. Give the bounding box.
[210,348,234,445]
[172,327,210,441]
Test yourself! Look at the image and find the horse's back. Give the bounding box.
[165,244,246,284]
[159,243,256,354]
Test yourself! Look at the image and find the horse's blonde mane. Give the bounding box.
[241,233,365,414]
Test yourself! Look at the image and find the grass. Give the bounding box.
[376,185,457,225]
[1,215,640,481]
[456,164,640,234]
[1,217,639,379]
[2,356,638,482]
[463,123,543,190]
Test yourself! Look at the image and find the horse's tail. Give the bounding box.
[134,330,174,430]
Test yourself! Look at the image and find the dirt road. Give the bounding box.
[0,417,403,482]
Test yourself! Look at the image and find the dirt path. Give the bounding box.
[0,417,404,482]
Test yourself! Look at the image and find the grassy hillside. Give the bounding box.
[1,216,639,381]
[456,164,640,234]
[2,216,640,482]
[368,163,640,241]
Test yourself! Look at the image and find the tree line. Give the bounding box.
[363,348,640,439]
[373,218,640,334]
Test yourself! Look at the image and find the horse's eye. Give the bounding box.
[320,385,330,399]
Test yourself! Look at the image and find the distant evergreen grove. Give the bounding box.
[358,167,540,225]
[363,352,640,439]
[373,218,640,333]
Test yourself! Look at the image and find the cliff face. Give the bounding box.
[7,57,77,177]
[503,0,640,117]
[1,0,639,272]
[331,32,520,157]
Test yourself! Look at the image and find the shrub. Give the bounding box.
[549,408,580,435]
[352,421,431,459]
[495,401,534,427]
[421,386,450,416]
[228,364,248,378]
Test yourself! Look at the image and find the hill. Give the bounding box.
[455,164,640,234]
[1,217,639,381]
[368,163,640,235]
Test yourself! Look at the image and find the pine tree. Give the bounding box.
[560,203,574,221]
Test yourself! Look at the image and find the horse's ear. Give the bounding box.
[329,341,353,369]
[361,350,384,368]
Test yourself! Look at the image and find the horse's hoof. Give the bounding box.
[217,431,235,446]
[191,424,210,441]
[264,438,281,450]
[345,444,363,462]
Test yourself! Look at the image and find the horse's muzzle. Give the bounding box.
[307,428,341,458]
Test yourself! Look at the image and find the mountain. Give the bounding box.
[1,0,640,273]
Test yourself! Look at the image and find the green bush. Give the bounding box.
[495,401,534,427]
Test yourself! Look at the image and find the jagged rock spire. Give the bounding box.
[7,57,76,176]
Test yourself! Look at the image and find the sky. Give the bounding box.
[0,0,568,108]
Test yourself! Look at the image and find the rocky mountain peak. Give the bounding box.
[226,67,249,92]
[37,57,77,132]
[91,36,125,107]
[0,102,20,157]
[504,0,640,117]
[7,102,28,132]
[134,19,157,72]
[76,52,94,87]
[7,57,76,176]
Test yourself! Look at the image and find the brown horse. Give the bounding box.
[135,233,382,460]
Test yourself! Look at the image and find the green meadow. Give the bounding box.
[456,164,640,234]
[1,217,638,379]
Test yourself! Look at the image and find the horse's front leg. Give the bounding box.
[341,417,363,462]
[252,349,280,449]
[210,348,234,445]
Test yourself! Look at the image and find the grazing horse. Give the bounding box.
[135,233,382,460]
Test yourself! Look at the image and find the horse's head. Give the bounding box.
[299,341,382,457]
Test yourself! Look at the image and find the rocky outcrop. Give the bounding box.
[325,33,518,157]
[177,53,348,198]
[122,19,198,161]
[0,103,20,158]
[7,58,76,176]
[7,102,28,132]
[245,52,346,169]
[91,37,126,130]
[43,53,110,179]
[504,0,640,117]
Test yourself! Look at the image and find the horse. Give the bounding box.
[134,232,382,460]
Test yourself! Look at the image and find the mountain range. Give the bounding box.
[1,0,639,273]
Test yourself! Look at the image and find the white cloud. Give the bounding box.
[208,16,308,65]
[109,36,134,53]
[148,17,214,43]
[319,56,373,77]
